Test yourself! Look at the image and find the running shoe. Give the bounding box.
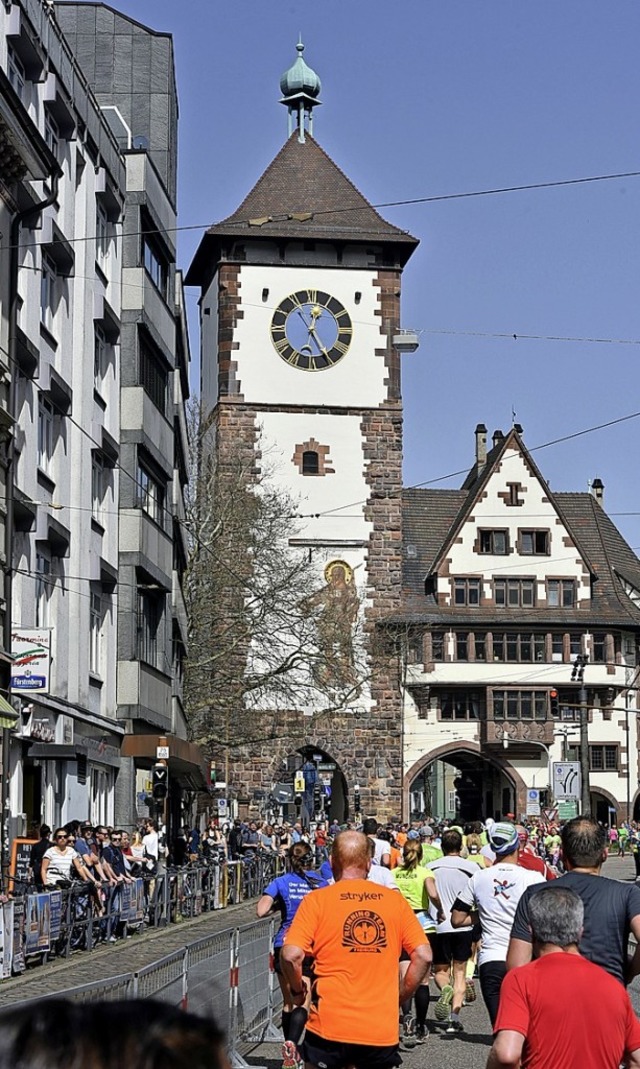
[401,1014,417,1049]
[433,984,454,1021]
[281,1039,299,1069]
[463,978,477,1004]
[445,1017,464,1034]
[415,1023,429,1043]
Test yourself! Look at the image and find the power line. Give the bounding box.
[6,168,640,255]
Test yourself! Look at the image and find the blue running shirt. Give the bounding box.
[264,871,327,947]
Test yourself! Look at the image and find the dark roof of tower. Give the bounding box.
[186,133,418,284]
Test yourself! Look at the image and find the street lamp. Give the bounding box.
[571,655,590,815]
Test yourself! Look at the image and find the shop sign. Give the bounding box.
[11,629,51,693]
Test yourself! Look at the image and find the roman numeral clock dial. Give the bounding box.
[270,289,353,371]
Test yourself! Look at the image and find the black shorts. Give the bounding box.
[301,1030,401,1069]
[273,946,314,977]
[430,930,474,965]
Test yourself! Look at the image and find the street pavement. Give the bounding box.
[1,853,638,1068]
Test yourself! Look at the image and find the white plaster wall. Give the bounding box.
[230,266,386,408]
[443,445,591,604]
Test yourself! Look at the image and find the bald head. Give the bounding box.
[331,831,371,880]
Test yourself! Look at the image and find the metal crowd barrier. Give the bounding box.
[3,853,284,981]
[13,917,284,1069]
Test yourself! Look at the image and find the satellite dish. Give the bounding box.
[132,135,150,151]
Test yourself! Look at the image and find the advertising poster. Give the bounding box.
[2,903,13,978]
[49,891,62,941]
[10,628,52,693]
[12,899,25,974]
[26,894,51,955]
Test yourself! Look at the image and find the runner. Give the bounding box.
[451,821,544,1025]
[256,842,327,1068]
[392,838,438,1044]
[507,816,640,985]
[426,828,477,1034]
[282,830,431,1069]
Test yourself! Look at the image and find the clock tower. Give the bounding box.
[186,43,418,821]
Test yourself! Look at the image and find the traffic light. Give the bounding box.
[313,782,322,813]
[549,689,559,717]
[152,763,168,801]
[353,785,361,815]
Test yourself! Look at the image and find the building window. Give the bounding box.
[592,633,606,663]
[492,632,546,662]
[506,482,524,506]
[520,530,550,555]
[455,633,468,661]
[302,450,319,475]
[7,46,25,101]
[548,579,576,607]
[479,530,508,555]
[431,631,445,660]
[96,201,110,267]
[37,396,55,474]
[493,689,547,721]
[138,590,163,668]
[454,578,481,606]
[142,221,169,298]
[94,325,108,391]
[40,254,57,333]
[91,454,104,524]
[475,633,486,661]
[44,111,59,160]
[137,460,165,527]
[89,590,102,674]
[551,632,564,661]
[569,632,582,657]
[494,578,536,608]
[568,744,619,772]
[35,552,51,628]
[441,690,483,720]
[139,336,168,415]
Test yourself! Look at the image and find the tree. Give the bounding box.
[183,404,368,761]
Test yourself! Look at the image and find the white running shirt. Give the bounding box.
[428,855,478,933]
[456,862,545,964]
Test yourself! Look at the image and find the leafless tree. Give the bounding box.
[183,403,368,758]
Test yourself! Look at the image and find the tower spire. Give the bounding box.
[279,38,322,143]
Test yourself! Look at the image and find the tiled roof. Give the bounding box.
[186,134,418,283]
[399,488,640,627]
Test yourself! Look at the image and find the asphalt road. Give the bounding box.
[248,852,640,1069]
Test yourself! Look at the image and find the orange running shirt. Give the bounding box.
[284,878,427,1045]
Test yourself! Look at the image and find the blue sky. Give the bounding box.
[114,1,640,547]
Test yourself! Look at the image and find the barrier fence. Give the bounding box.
[2,853,283,981]
[16,917,283,1069]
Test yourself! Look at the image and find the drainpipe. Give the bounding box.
[3,168,60,885]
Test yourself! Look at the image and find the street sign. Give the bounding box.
[156,745,170,759]
[526,788,540,816]
[558,800,578,820]
[552,761,581,800]
[294,772,305,793]
[217,798,228,815]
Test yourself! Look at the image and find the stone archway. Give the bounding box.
[404,740,528,823]
[590,785,620,825]
[278,744,349,824]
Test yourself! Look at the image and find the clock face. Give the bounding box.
[270,289,353,371]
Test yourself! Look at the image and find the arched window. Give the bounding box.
[302,450,319,475]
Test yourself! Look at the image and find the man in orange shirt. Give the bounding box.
[282,830,431,1068]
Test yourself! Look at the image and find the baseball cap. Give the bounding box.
[80,821,93,830]
[488,822,520,856]
[419,826,434,839]
[407,829,420,840]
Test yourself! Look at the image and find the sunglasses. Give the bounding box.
[55,834,68,841]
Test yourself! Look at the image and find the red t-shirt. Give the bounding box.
[518,851,556,880]
[495,953,640,1069]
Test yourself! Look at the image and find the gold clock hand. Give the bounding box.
[309,326,329,357]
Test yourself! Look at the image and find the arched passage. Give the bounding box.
[591,786,619,825]
[276,745,348,824]
[405,741,527,824]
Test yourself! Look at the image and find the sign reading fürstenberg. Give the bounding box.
[11,629,52,693]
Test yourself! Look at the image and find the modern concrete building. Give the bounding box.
[54,2,203,831]
[0,0,199,841]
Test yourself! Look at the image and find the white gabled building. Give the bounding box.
[400,425,640,825]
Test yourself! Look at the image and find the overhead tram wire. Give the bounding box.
[298,409,640,519]
[4,168,640,256]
